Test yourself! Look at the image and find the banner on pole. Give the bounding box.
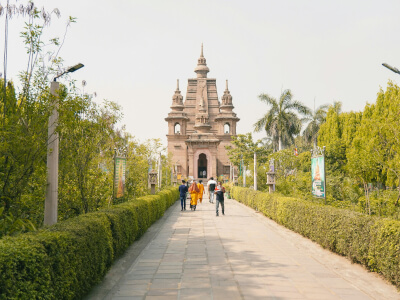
[115,157,126,199]
[311,155,325,198]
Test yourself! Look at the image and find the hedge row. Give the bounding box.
[231,186,400,288]
[0,187,179,300]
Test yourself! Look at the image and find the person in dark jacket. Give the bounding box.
[214,181,225,216]
[179,180,188,211]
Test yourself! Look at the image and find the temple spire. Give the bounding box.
[170,79,183,109]
[194,43,209,78]
[225,79,228,91]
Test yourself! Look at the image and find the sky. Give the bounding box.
[1,0,400,147]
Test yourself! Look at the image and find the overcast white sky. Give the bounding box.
[2,0,400,146]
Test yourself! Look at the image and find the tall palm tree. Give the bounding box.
[254,89,311,151]
[303,104,329,149]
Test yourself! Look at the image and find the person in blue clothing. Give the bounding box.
[179,180,188,211]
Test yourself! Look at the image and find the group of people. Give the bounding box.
[178,177,226,216]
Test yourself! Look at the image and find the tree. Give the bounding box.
[0,3,66,221]
[0,79,51,218]
[254,89,311,151]
[58,95,122,216]
[225,133,271,167]
[354,82,400,206]
[303,104,328,149]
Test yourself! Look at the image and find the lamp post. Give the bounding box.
[382,63,400,75]
[243,165,246,187]
[158,152,162,190]
[254,152,257,191]
[44,63,84,226]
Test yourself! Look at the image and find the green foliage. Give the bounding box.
[264,82,400,219]
[231,186,400,288]
[226,133,271,167]
[0,78,51,221]
[254,89,311,151]
[0,207,37,239]
[302,104,329,149]
[0,187,179,299]
[58,95,122,216]
[268,149,311,196]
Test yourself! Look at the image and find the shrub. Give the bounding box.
[0,187,179,299]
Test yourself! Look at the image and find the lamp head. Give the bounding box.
[382,63,400,74]
[67,63,84,73]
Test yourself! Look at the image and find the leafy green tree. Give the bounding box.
[347,126,380,215]
[225,133,271,167]
[125,140,152,198]
[352,82,400,206]
[254,89,311,151]
[0,77,51,217]
[58,95,122,216]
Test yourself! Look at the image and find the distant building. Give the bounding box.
[165,45,239,180]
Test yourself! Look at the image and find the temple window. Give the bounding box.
[174,123,181,134]
[224,123,230,134]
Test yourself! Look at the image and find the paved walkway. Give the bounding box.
[86,195,400,300]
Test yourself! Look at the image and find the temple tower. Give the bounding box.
[165,45,240,180]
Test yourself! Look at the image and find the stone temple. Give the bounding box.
[165,45,240,181]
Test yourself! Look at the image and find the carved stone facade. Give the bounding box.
[165,45,239,180]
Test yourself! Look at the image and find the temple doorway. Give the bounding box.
[198,153,207,178]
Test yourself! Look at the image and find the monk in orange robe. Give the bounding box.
[197,180,205,203]
[188,181,199,211]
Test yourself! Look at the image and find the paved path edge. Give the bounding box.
[84,200,180,300]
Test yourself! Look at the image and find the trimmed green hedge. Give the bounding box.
[0,187,178,299]
[231,186,400,288]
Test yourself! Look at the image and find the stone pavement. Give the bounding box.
[86,195,400,300]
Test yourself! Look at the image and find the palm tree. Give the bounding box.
[303,104,329,149]
[254,89,311,151]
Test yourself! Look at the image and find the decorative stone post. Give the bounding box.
[266,170,276,193]
[148,169,158,195]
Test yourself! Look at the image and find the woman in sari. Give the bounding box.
[188,181,200,211]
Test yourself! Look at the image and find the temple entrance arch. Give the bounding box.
[193,149,212,179]
[198,154,207,178]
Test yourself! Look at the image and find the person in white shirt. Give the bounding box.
[207,177,217,203]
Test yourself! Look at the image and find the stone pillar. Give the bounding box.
[211,148,218,178]
[148,170,158,195]
[44,80,60,226]
[188,147,194,178]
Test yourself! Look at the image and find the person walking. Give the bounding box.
[214,181,225,216]
[179,180,188,211]
[207,177,217,203]
[189,181,200,211]
[197,180,205,204]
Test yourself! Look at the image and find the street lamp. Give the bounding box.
[382,63,400,75]
[44,63,84,226]
[254,152,257,191]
